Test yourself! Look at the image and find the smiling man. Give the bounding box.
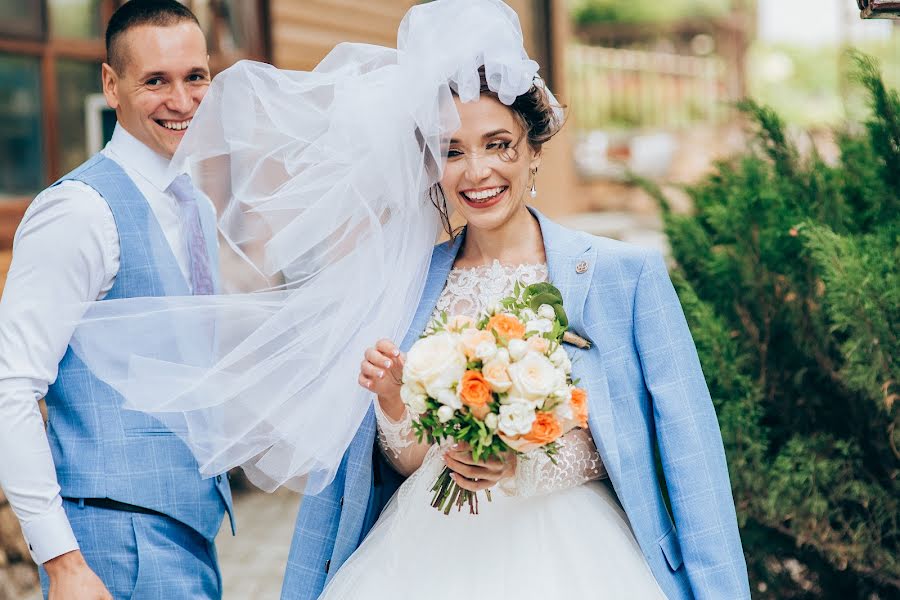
[0,1,233,598]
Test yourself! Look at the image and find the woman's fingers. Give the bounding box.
[375,339,401,358]
[364,347,394,370]
[360,360,385,380]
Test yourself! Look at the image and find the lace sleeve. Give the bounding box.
[500,428,607,497]
[373,401,431,477]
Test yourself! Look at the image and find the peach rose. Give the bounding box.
[524,412,562,446]
[487,313,526,342]
[447,314,476,332]
[459,329,495,360]
[458,370,492,409]
[468,404,491,420]
[481,359,512,393]
[527,336,550,354]
[570,387,589,428]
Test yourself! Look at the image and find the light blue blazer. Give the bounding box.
[283,209,751,599]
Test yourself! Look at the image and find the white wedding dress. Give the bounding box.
[320,261,667,599]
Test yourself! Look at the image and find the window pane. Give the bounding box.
[49,0,102,39]
[56,60,103,175]
[192,0,263,56]
[0,54,43,197]
[0,0,45,39]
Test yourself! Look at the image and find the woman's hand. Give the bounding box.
[444,441,517,492]
[358,339,406,420]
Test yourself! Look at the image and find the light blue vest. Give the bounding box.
[44,154,233,541]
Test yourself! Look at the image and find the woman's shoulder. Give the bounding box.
[546,217,660,275]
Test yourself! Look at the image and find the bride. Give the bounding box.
[322,64,669,599]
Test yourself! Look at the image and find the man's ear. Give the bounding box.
[101,63,119,110]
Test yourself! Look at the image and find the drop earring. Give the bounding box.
[529,168,538,199]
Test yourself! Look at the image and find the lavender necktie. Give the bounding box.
[167,174,214,295]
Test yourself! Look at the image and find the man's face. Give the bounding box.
[102,22,210,159]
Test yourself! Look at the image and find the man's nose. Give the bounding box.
[167,82,193,114]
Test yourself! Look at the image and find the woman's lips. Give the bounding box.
[459,186,508,209]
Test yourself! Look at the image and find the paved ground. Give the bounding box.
[217,487,302,600]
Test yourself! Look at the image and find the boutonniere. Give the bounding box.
[562,331,591,349]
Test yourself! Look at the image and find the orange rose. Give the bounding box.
[458,370,492,409]
[487,314,526,342]
[570,387,589,428]
[523,412,562,446]
[468,404,491,420]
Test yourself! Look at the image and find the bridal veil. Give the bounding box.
[68,0,549,493]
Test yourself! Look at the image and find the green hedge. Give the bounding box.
[643,52,899,598]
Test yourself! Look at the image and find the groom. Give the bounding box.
[0,1,232,598]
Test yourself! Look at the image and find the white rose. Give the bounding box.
[559,353,572,375]
[437,405,455,423]
[549,345,567,367]
[474,340,497,362]
[498,403,536,437]
[484,413,499,430]
[495,347,511,364]
[404,332,467,398]
[400,385,428,415]
[525,318,553,335]
[436,388,462,410]
[508,338,528,361]
[520,308,538,323]
[538,304,556,320]
[508,352,559,401]
[487,302,502,315]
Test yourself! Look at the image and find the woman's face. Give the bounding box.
[441,94,541,233]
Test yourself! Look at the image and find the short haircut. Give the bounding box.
[105,0,201,73]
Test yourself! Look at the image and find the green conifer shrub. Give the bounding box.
[642,53,898,598]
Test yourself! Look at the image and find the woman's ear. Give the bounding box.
[529,146,543,172]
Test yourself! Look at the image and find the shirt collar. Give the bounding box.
[104,123,178,192]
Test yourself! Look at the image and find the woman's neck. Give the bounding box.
[455,206,545,268]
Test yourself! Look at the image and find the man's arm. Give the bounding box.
[632,250,751,599]
[0,181,117,596]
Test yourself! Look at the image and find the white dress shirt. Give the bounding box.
[0,125,199,564]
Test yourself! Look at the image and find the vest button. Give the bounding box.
[216,475,222,483]
[325,559,331,573]
[339,496,344,508]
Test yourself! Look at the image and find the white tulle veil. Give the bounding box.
[68,0,554,494]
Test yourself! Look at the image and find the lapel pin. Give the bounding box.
[575,260,588,274]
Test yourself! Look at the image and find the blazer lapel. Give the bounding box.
[532,208,621,476]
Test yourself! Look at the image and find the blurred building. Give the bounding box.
[0,0,575,257]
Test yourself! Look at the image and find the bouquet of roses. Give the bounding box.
[400,281,589,514]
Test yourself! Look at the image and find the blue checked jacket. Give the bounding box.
[283,209,750,599]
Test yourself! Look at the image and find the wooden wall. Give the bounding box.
[270,0,415,71]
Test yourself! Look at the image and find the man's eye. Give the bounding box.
[146,78,164,86]
[188,73,208,82]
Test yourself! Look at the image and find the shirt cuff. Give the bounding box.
[21,505,79,565]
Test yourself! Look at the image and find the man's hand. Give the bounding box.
[44,550,112,600]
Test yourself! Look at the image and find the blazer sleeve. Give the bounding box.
[632,250,751,599]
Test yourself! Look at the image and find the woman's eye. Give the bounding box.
[487,141,511,150]
[447,149,463,158]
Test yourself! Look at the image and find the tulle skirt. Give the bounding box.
[321,448,667,599]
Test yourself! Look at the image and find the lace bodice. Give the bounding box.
[375,259,607,496]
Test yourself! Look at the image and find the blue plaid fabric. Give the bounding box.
[39,500,221,599]
[39,155,233,595]
[282,209,750,600]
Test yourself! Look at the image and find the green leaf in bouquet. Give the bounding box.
[524,282,563,301]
